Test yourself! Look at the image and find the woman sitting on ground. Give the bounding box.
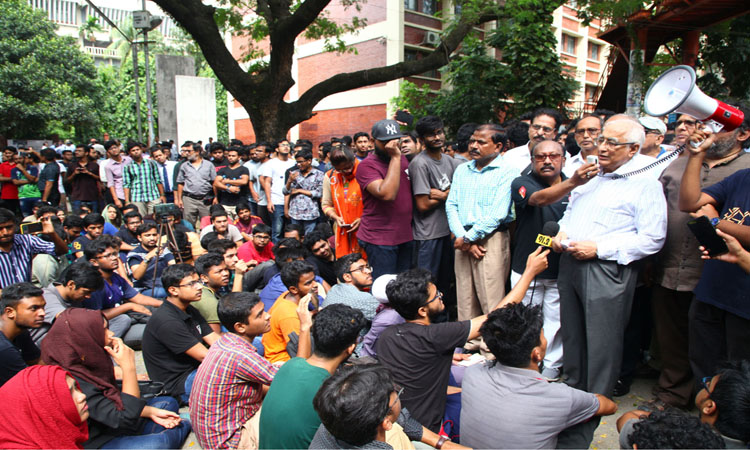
[0,365,90,449]
[41,308,191,449]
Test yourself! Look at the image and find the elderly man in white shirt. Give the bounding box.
[552,116,667,449]
[563,115,603,177]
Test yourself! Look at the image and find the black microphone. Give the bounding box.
[535,221,560,248]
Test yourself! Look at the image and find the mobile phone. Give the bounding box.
[687,215,729,257]
[395,110,414,126]
[586,155,598,165]
[20,221,44,234]
[340,223,352,228]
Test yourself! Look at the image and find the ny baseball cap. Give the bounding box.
[371,119,404,142]
[639,116,667,135]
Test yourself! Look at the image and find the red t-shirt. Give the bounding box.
[237,240,274,263]
[0,162,18,200]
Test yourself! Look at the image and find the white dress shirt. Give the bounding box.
[503,144,531,175]
[558,156,667,265]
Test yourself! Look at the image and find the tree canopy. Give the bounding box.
[0,0,101,139]
[152,0,507,140]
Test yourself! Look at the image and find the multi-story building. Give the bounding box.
[228,1,611,144]
[27,0,179,66]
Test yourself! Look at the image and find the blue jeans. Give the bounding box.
[358,239,415,280]
[269,204,284,243]
[20,197,40,217]
[180,369,197,405]
[100,396,191,449]
[71,199,100,213]
[291,218,318,235]
[142,287,167,300]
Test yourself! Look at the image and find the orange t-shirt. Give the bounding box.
[262,292,300,363]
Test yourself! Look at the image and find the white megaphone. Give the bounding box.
[644,65,744,132]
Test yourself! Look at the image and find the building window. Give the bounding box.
[405,0,437,15]
[588,43,601,60]
[405,0,417,11]
[405,49,440,79]
[585,85,597,102]
[561,34,577,55]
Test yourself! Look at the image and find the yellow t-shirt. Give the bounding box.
[262,292,300,363]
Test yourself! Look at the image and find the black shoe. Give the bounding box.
[613,379,631,397]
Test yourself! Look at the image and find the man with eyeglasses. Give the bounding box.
[142,264,220,403]
[510,140,595,381]
[85,235,161,347]
[673,114,699,147]
[552,116,667,449]
[503,108,564,175]
[564,115,603,177]
[175,143,216,228]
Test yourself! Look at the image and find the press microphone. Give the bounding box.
[535,221,560,248]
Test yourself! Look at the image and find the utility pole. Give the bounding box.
[142,0,155,146]
[132,43,143,141]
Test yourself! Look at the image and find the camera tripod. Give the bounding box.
[149,216,184,293]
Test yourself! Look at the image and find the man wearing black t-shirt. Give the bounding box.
[304,231,337,286]
[509,140,595,381]
[0,283,45,387]
[376,249,549,432]
[214,147,249,219]
[142,264,219,403]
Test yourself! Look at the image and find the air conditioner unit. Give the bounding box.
[422,31,440,47]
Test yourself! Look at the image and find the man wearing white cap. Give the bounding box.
[638,116,670,159]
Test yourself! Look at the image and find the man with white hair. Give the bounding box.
[552,117,667,448]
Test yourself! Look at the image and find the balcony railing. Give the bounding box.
[83,46,120,59]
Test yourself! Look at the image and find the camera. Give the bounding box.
[154,203,180,221]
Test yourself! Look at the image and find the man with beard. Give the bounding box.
[355,119,413,279]
[411,116,462,306]
[259,304,367,450]
[564,115,602,176]
[504,108,564,175]
[103,140,130,208]
[244,143,266,216]
[66,144,101,213]
[123,141,166,216]
[446,124,516,327]
[85,235,161,346]
[510,140,596,380]
[175,143,216,228]
[128,222,176,299]
[352,132,371,161]
[304,230,337,286]
[678,109,750,382]
[552,118,667,448]
[0,282,45,386]
[646,105,750,410]
[214,146,249,219]
[377,250,549,432]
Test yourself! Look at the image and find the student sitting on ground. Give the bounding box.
[193,252,231,335]
[127,223,175,299]
[142,264,219,403]
[42,308,191,449]
[618,410,724,449]
[0,282,45,387]
[190,292,281,449]
[460,302,617,449]
[71,213,106,258]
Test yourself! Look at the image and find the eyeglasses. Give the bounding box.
[532,154,563,162]
[348,265,372,274]
[388,384,405,413]
[675,119,698,127]
[424,290,443,306]
[96,252,119,260]
[178,280,202,288]
[700,376,713,393]
[574,127,601,136]
[531,124,555,134]
[596,137,636,148]
[645,129,663,135]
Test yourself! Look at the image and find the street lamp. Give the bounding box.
[133,6,162,146]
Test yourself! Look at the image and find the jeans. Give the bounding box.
[100,396,191,449]
[268,204,285,243]
[180,369,198,405]
[142,287,167,300]
[358,239,414,280]
[20,197,40,217]
[71,199,100,213]
[291,218,318,235]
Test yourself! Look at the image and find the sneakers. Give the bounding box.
[541,367,561,382]
[637,398,674,413]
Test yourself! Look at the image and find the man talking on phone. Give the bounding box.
[677,105,750,384]
[0,208,67,290]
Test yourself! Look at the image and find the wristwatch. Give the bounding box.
[710,217,720,228]
[436,435,449,449]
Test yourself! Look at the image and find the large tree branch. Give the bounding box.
[280,0,335,37]
[287,12,501,123]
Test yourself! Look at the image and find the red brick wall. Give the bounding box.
[234,119,257,144]
[404,11,442,29]
[297,39,387,93]
[298,104,387,147]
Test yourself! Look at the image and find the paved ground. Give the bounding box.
[135,351,660,449]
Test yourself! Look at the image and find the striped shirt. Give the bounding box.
[0,234,56,288]
[122,159,162,202]
[558,157,667,265]
[189,332,277,449]
[446,154,517,242]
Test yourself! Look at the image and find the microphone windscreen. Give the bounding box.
[541,221,560,237]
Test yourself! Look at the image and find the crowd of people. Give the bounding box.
[0,104,749,450]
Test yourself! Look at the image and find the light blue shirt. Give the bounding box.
[446,154,516,242]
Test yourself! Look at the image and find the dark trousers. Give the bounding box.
[416,235,456,318]
[688,298,750,381]
[619,285,653,385]
[556,255,638,449]
[651,285,694,407]
[359,239,415,280]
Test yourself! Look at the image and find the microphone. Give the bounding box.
[535,221,560,248]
